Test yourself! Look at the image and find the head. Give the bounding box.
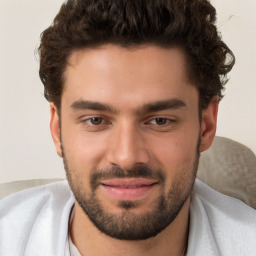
[39,0,234,241]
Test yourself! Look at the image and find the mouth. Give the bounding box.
[100,178,158,201]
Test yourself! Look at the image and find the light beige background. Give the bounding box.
[0,0,255,183]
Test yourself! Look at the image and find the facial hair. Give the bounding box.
[62,142,200,241]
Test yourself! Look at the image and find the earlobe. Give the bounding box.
[200,98,218,152]
[50,103,62,157]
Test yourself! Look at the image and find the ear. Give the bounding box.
[50,103,62,157]
[199,98,218,152]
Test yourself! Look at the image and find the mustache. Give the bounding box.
[90,164,165,190]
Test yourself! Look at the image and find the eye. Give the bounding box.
[149,117,173,126]
[145,116,177,131]
[89,117,104,125]
[153,118,168,125]
[80,116,112,131]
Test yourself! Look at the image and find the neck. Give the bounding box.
[70,198,190,256]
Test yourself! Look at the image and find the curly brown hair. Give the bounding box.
[39,0,235,110]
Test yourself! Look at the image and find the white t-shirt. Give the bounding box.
[0,179,256,256]
[64,205,81,256]
[65,235,81,256]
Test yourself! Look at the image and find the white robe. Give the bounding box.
[0,179,255,256]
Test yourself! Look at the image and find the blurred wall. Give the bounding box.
[0,0,255,183]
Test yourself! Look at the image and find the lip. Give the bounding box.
[100,178,158,201]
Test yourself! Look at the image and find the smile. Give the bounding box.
[100,178,158,201]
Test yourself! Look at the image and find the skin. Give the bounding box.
[50,45,218,256]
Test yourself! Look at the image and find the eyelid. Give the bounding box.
[143,116,178,132]
[79,115,112,131]
[149,117,176,124]
[144,115,177,123]
[85,117,104,125]
[78,113,108,121]
[82,116,111,123]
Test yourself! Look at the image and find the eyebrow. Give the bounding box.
[136,99,187,114]
[71,100,118,113]
[70,98,186,114]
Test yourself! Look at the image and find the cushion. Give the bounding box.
[198,136,256,209]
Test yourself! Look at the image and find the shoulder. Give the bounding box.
[187,179,256,255]
[0,180,72,214]
[192,178,256,219]
[0,181,74,256]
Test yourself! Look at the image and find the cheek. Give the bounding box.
[148,124,200,187]
[151,129,199,164]
[61,124,108,175]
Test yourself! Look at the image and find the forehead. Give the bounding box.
[66,44,190,83]
[62,44,198,110]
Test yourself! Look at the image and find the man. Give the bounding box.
[0,0,256,255]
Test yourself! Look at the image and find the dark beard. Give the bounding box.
[63,149,199,241]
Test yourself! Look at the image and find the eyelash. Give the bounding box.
[80,116,177,131]
[147,117,176,126]
[85,117,105,125]
[81,116,110,126]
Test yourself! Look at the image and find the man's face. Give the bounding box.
[50,45,215,240]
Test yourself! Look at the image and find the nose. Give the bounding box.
[106,122,150,170]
